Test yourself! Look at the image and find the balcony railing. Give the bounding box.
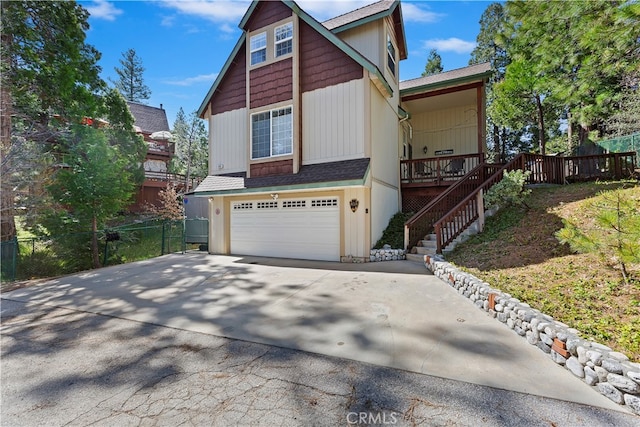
[400,153,485,186]
[144,170,202,189]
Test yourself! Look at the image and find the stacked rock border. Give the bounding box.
[425,254,640,416]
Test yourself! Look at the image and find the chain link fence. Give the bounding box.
[597,133,640,159]
[1,220,206,283]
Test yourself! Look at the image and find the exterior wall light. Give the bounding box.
[423,146,428,154]
[349,198,359,212]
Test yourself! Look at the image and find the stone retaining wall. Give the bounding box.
[369,247,406,262]
[424,254,640,415]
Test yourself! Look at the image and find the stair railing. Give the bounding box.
[403,161,493,251]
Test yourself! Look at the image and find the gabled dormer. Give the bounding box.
[323,0,407,89]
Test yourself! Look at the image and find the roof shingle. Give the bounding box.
[127,102,170,134]
[193,158,370,194]
[322,0,396,31]
[400,63,492,92]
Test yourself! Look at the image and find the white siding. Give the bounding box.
[371,182,399,245]
[302,79,366,165]
[411,104,478,157]
[209,108,247,174]
[337,21,382,70]
[369,82,400,187]
[368,81,400,245]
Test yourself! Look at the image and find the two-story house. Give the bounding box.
[192,0,490,262]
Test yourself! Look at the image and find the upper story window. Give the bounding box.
[251,106,293,159]
[387,33,396,77]
[275,23,293,57]
[250,32,267,65]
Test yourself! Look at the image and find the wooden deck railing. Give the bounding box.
[400,153,485,186]
[404,151,636,254]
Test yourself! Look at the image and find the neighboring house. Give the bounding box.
[127,102,186,212]
[192,0,490,261]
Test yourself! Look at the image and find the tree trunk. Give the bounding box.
[1,29,16,242]
[91,215,100,269]
[535,94,546,155]
[567,111,573,154]
[492,123,500,162]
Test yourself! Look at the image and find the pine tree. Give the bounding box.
[112,48,151,103]
[170,108,208,192]
[422,49,443,77]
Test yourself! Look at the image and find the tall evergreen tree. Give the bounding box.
[469,2,516,160]
[502,0,640,148]
[1,0,104,242]
[112,48,151,103]
[422,49,443,77]
[170,108,208,192]
[47,125,137,268]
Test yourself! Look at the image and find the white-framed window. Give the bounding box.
[251,106,293,159]
[387,33,396,77]
[250,31,267,65]
[275,22,293,57]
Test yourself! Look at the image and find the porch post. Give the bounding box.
[476,85,485,155]
[476,189,485,233]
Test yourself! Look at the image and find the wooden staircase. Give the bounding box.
[404,152,637,260]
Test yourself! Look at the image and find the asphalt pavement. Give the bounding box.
[2,253,639,426]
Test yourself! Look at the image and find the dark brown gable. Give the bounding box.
[250,58,293,109]
[210,41,247,115]
[300,21,363,93]
[244,1,292,32]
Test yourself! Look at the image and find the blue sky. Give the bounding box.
[81,0,492,126]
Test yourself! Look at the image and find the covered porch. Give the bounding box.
[398,63,492,212]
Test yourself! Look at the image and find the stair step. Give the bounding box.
[405,253,426,263]
[419,239,437,249]
[415,246,436,255]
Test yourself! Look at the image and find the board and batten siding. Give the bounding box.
[335,20,382,72]
[301,79,366,165]
[209,108,247,175]
[411,104,478,157]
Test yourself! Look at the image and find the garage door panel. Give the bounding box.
[231,197,339,261]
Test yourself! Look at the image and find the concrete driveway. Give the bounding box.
[1,253,626,413]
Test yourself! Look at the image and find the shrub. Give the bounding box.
[484,169,532,209]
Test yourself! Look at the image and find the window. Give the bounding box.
[251,106,293,159]
[275,23,293,57]
[250,32,267,65]
[387,33,396,77]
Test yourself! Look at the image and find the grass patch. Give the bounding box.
[447,181,640,361]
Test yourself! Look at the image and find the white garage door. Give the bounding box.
[231,197,340,261]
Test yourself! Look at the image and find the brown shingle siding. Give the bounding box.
[300,21,363,93]
[250,58,293,109]
[210,42,247,115]
[244,1,292,32]
[250,159,294,177]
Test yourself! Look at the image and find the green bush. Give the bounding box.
[374,212,412,249]
[484,169,532,209]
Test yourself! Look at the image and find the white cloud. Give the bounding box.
[161,15,176,27]
[401,3,444,23]
[86,0,123,21]
[160,0,250,23]
[164,73,218,86]
[422,38,476,54]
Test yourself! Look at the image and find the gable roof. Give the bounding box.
[198,0,393,117]
[192,158,371,196]
[127,102,170,134]
[400,63,492,96]
[322,0,395,30]
[322,0,407,60]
